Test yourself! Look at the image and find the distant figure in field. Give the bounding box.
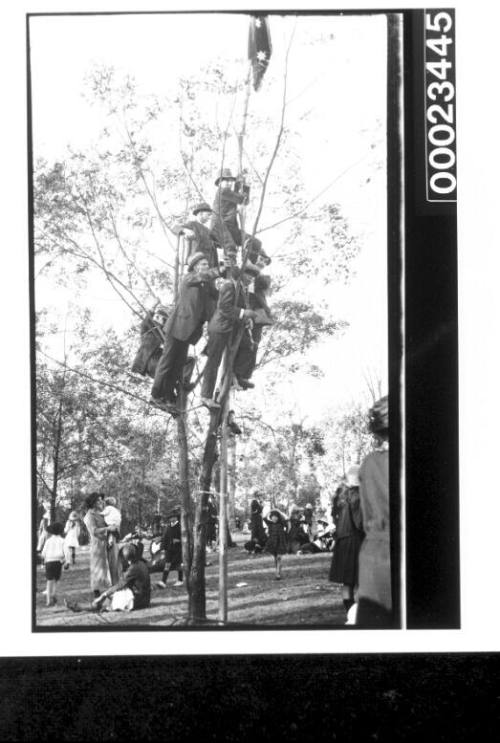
[156,512,184,589]
[63,510,81,567]
[41,522,68,607]
[356,396,392,628]
[250,493,267,545]
[264,509,288,580]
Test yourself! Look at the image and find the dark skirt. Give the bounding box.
[329,533,364,585]
[45,561,62,581]
[265,530,288,556]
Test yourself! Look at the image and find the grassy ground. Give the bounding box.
[35,533,346,628]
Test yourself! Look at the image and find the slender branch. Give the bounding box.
[250,23,297,239]
[256,149,372,235]
[38,349,153,406]
[36,469,55,496]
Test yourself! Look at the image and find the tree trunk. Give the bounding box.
[189,407,219,623]
[188,325,245,623]
[228,436,237,530]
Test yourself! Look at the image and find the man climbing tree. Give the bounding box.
[150,253,219,414]
[172,201,219,269]
[200,264,259,408]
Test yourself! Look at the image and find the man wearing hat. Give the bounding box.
[173,202,219,268]
[210,168,271,266]
[150,253,219,413]
[200,263,259,408]
[210,168,247,262]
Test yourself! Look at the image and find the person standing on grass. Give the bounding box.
[264,509,288,580]
[83,492,112,600]
[41,522,68,607]
[63,510,81,567]
[156,512,183,589]
[356,395,392,628]
[329,465,365,622]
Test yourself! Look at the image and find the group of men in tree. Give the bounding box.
[133,167,273,416]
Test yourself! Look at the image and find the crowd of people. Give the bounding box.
[36,395,390,625]
[130,167,273,417]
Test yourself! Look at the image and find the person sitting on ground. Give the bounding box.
[200,264,259,408]
[264,509,289,580]
[156,511,183,588]
[172,202,219,269]
[150,253,219,414]
[41,522,69,608]
[92,544,151,612]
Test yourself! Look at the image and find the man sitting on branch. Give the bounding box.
[172,201,219,269]
[210,168,270,266]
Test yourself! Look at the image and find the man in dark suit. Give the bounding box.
[200,264,259,409]
[172,202,219,269]
[150,253,219,413]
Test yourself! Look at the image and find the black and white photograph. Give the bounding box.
[30,10,397,630]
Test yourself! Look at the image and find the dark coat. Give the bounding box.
[210,186,245,240]
[166,271,219,343]
[160,522,182,568]
[357,449,391,611]
[131,313,164,378]
[175,220,219,268]
[208,279,246,335]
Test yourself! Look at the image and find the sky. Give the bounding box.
[30,12,388,414]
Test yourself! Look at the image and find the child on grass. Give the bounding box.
[41,522,68,607]
[101,496,122,550]
[264,509,288,580]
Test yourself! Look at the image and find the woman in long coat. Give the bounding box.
[329,467,365,619]
[83,493,111,598]
[250,494,267,546]
[356,396,392,627]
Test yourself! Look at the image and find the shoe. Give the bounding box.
[173,580,183,587]
[64,563,70,570]
[236,378,255,390]
[201,397,220,410]
[275,576,282,581]
[156,581,167,589]
[183,381,197,392]
[228,421,242,435]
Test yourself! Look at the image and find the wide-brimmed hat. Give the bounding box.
[192,201,213,215]
[188,252,209,271]
[166,508,181,520]
[215,168,236,186]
